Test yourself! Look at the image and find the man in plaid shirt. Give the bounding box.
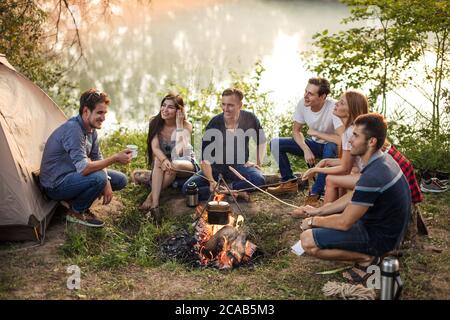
[386,144,425,244]
[386,144,423,204]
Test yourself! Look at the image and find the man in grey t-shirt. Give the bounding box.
[182,88,266,200]
[40,89,132,227]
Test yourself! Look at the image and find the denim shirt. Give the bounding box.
[39,115,103,189]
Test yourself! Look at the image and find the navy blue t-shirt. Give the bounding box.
[351,151,411,255]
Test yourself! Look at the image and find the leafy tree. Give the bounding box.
[305,0,423,115]
[0,0,59,89]
[0,0,78,113]
[305,0,449,134]
[390,0,450,135]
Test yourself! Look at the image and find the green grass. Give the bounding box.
[10,128,445,300]
[60,129,294,271]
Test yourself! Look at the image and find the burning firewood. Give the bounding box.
[200,225,256,268]
[159,176,257,269]
[202,226,240,257]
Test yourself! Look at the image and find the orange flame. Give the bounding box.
[213,193,226,202]
[194,193,256,268]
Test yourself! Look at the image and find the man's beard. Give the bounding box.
[89,118,102,129]
[351,142,368,157]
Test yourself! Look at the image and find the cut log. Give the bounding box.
[202,226,244,258]
[402,204,428,248]
[416,207,429,236]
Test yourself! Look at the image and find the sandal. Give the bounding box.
[132,169,152,186]
[342,256,381,284]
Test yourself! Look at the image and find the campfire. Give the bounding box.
[193,193,257,269]
[158,193,257,270]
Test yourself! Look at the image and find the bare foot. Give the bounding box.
[291,205,318,218]
[290,207,307,219]
[236,191,250,202]
[139,193,152,211]
[228,191,250,202]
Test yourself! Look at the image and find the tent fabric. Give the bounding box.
[0,54,67,241]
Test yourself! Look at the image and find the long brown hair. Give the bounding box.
[338,90,369,158]
[146,93,185,165]
[344,90,369,128]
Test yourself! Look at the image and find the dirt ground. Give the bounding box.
[1,190,449,300]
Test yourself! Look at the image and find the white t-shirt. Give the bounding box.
[342,125,363,171]
[293,98,343,144]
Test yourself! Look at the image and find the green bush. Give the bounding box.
[389,115,450,172]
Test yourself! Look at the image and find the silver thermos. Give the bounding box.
[186,182,199,207]
[381,256,403,300]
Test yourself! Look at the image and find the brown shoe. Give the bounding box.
[66,209,105,227]
[304,194,321,207]
[267,180,298,195]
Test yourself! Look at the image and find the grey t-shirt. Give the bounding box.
[201,110,266,168]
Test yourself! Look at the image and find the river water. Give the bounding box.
[66,0,352,132]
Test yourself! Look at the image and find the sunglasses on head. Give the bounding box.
[85,90,102,104]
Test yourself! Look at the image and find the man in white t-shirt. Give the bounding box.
[269,77,344,197]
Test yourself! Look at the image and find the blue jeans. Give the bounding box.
[270,137,337,195]
[44,169,128,212]
[182,165,265,200]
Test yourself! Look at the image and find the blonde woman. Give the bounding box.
[293,90,369,216]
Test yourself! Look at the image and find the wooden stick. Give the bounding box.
[172,168,298,191]
[228,166,302,209]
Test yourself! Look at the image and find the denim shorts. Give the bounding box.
[312,220,379,256]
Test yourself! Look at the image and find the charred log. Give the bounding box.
[158,231,199,265]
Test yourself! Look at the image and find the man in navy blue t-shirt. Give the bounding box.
[299,113,410,277]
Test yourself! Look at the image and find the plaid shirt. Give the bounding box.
[388,145,423,204]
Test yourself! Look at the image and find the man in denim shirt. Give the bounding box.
[40,89,132,227]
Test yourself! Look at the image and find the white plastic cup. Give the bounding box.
[127,144,138,158]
